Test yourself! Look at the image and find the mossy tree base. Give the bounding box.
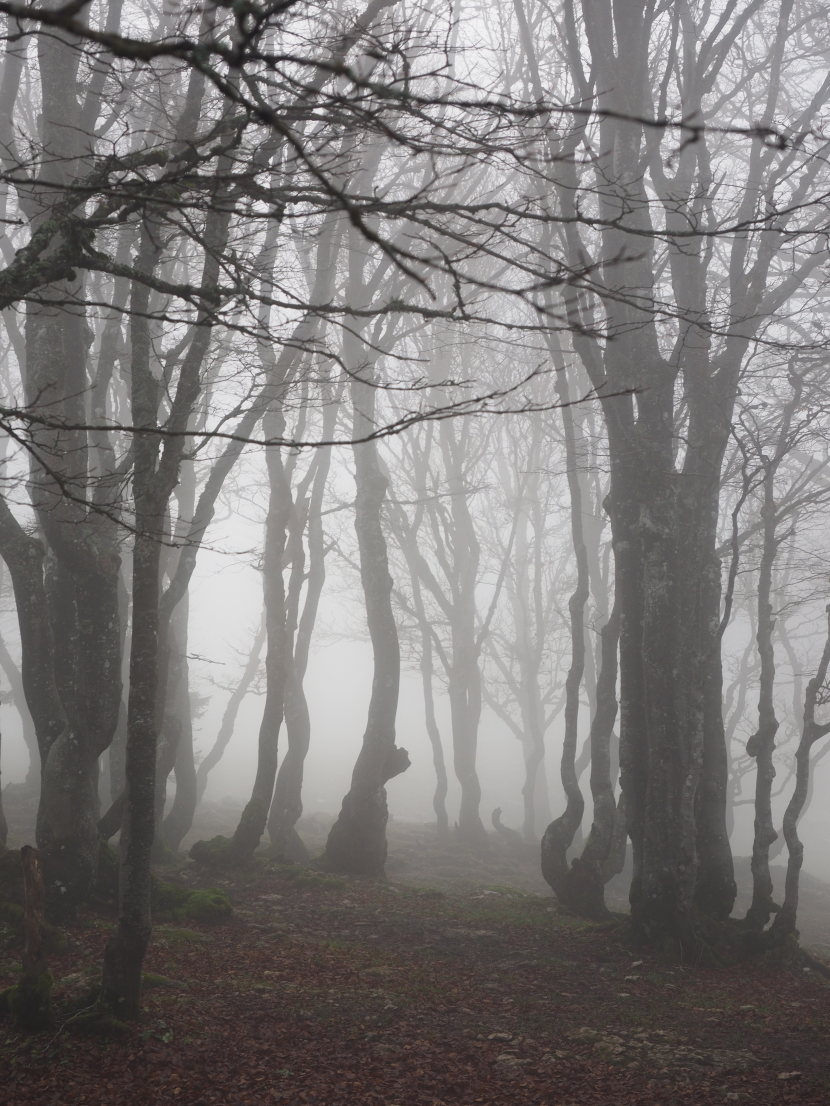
[3,969,54,1032]
[190,798,270,869]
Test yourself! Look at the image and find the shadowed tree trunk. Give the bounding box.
[8,847,53,1031]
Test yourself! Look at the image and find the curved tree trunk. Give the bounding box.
[541,361,589,901]
[227,410,292,862]
[323,369,408,875]
[195,620,266,805]
[562,598,620,918]
[769,606,830,943]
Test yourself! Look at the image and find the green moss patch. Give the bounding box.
[177,889,232,924]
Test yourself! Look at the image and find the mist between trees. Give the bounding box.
[0,0,828,1034]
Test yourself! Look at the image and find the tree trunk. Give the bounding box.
[769,606,830,944]
[562,599,620,918]
[323,373,408,875]
[0,616,40,791]
[195,620,266,805]
[744,464,781,931]
[268,399,338,860]
[100,227,166,1020]
[161,647,197,854]
[420,628,449,840]
[541,363,589,900]
[0,716,7,849]
[8,846,53,1031]
[17,6,123,921]
[226,413,292,862]
[100,525,163,1019]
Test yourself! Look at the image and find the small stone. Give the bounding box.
[778,1072,802,1081]
[624,975,640,982]
[738,1005,756,1012]
[631,960,643,968]
[488,1031,512,1040]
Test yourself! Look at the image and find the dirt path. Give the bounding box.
[1,858,829,1105]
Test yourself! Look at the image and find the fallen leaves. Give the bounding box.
[0,861,828,1105]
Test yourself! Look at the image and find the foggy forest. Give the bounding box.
[1,0,830,1103]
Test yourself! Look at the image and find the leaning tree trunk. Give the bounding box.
[322,370,409,875]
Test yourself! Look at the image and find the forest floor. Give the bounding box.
[1,797,829,1105]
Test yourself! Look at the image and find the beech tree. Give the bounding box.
[516,0,830,951]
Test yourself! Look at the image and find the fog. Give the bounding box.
[4,3,830,1090]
